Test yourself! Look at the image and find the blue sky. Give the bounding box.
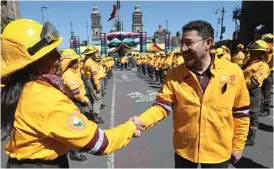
[19,1,242,48]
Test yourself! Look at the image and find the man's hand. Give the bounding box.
[129,116,145,137]
[83,100,89,105]
[96,84,101,93]
[231,150,243,164]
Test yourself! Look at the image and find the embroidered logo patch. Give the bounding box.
[67,113,85,131]
[230,75,236,82]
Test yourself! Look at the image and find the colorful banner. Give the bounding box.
[100,33,108,56]
[140,32,147,53]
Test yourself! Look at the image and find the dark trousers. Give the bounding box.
[141,64,147,75]
[137,65,140,72]
[175,153,229,168]
[6,154,69,168]
[248,87,262,141]
[159,68,165,83]
[148,66,155,80]
[121,63,124,71]
[155,69,160,81]
[261,71,273,108]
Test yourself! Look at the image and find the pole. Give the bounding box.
[86,22,89,44]
[165,19,168,33]
[216,18,219,40]
[220,7,225,41]
[117,3,120,32]
[41,7,44,24]
[41,6,47,25]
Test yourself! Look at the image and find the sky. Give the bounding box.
[19,1,242,48]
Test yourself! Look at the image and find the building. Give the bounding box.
[132,4,143,33]
[154,25,171,44]
[1,0,20,32]
[1,0,20,21]
[91,5,102,41]
[238,1,273,46]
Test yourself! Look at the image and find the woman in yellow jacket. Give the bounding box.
[242,40,270,146]
[1,19,144,168]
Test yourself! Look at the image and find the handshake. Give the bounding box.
[128,116,145,137]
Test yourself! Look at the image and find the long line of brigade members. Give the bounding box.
[117,33,273,147]
[59,46,115,161]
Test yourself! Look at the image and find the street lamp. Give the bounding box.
[215,7,225,41]
[41,6,48,24]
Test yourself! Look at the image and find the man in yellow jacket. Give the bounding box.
[154,53,161,82]
[260,35,273,116]
[133,20,250,168]
[83,48,104,123]
[232,44,245,67]
[242,40,270,146]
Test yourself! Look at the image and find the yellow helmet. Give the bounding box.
[250,40,269,51]
[216,48,224,56]
[61,48,80,72]
[80,54,85,61]
[82,45,98,55]
[221,45,227,50]
[262,33,274,39]
[1,19,63,77]
[237,44,244,49]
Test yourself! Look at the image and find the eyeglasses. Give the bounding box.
[181,38,209,48]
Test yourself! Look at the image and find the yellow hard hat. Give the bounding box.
[61,48,80,72]
[1,19,63,77]
[221,45,227,50]
[250,40,269,51]
[262,33,274,39]
[82,45,97,55]
[237,44,244,49]
[216,48,224,56]
[80,54,85,61]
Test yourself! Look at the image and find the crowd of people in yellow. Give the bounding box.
[1,18,273,168]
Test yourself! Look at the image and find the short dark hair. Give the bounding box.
[182,20,214,40]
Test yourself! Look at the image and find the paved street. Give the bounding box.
[1,69,273,168]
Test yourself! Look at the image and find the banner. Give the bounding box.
[100,33,108,56]
[140,32,147,53]
[70,36,80,55]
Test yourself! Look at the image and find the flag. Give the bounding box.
[116,0,120,10]
[107,4,117,22]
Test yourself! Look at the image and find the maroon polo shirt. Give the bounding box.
[188,57,214,93]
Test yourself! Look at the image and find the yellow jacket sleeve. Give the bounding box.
[232,70,250,152]
[44,98,136,155]
[252,64,270,87]
[245,63,270,89]
[92,63,100,85]
[102,121,136,155]
[139,73,175,130]
[63,70,88,103]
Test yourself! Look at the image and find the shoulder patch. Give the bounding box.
[67,113,86,131]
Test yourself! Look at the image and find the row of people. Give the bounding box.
[1,19,144,168]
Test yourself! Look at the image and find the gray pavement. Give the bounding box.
[1,69,273,168]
